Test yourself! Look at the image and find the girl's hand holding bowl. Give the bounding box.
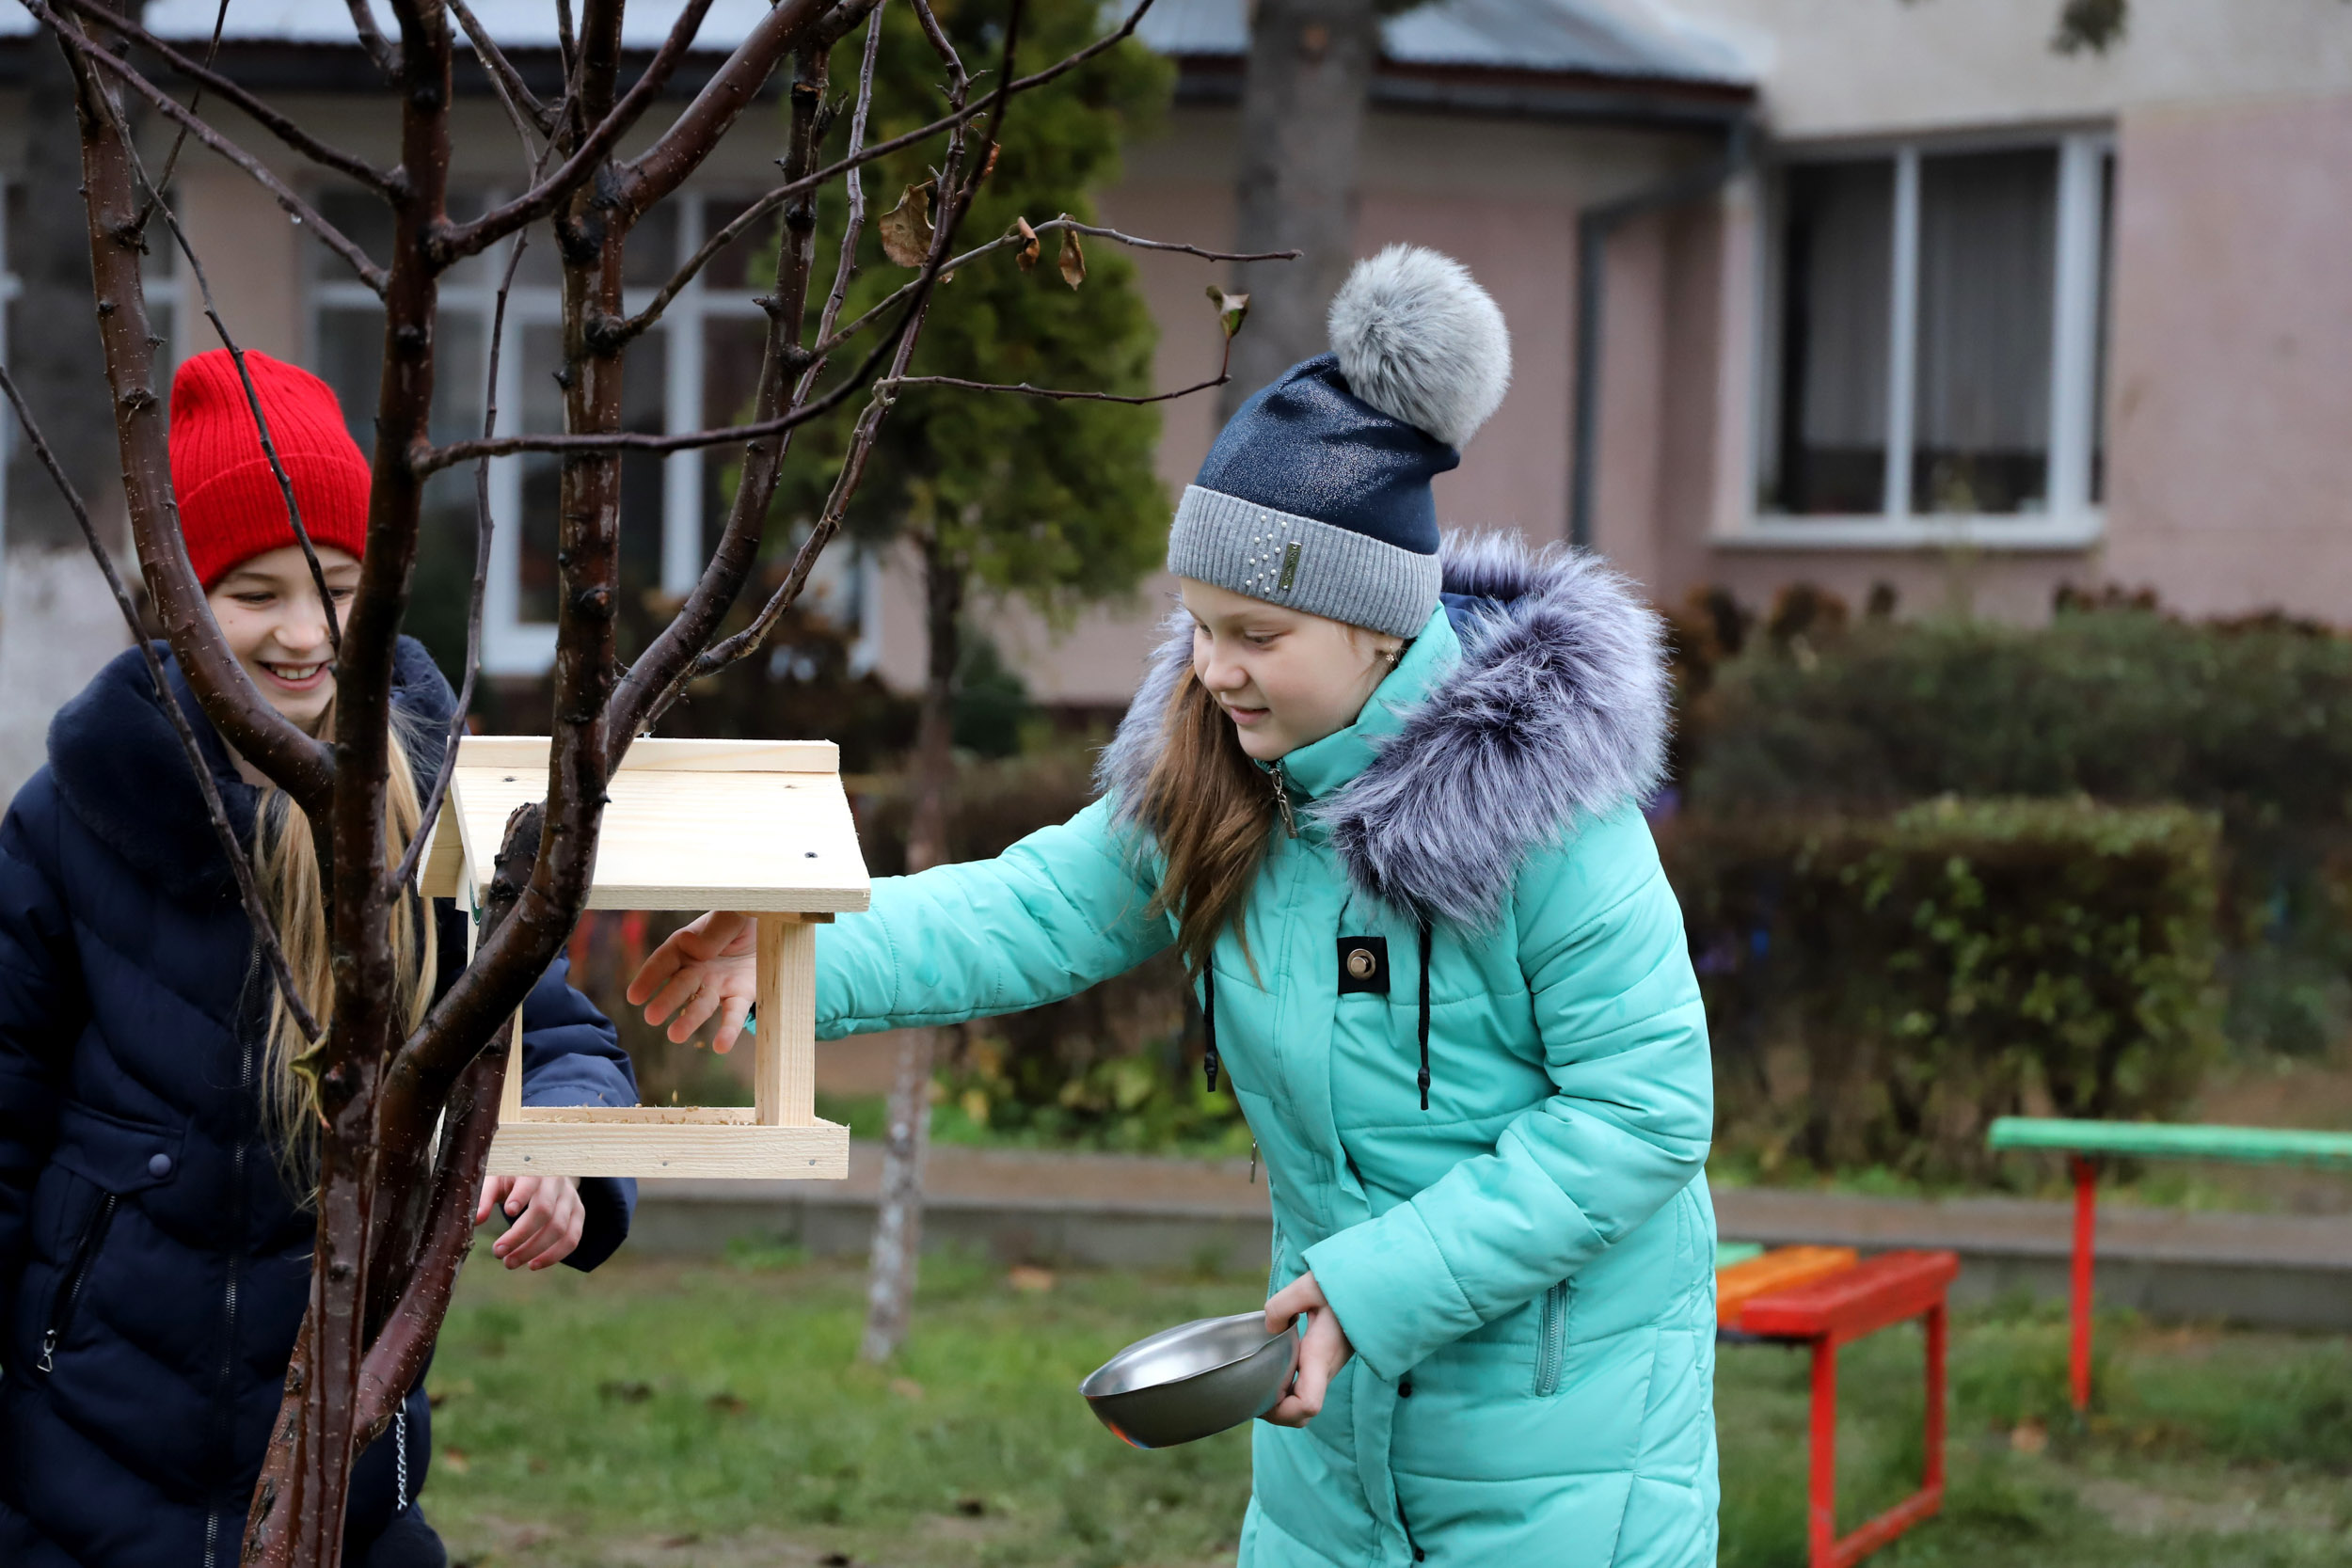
[628,910,758,1051]
[1263,1271,1355,1427]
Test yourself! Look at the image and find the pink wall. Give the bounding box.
[2100,94,2352,618]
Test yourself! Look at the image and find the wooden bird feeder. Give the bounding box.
[418,736,868,1180]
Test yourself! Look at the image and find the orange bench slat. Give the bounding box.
[1715,1244,1859,1325]
[1737,1249,1961,1343]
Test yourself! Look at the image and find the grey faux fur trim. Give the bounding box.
[1094,531,1671,929]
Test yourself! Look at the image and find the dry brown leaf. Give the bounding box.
[1014,216,1041,271]
[1207,285,1251,341]
[2010,1418,2049,1455]
[978,144,1002,183]
[878,182,936,268]
[1007,1264,1057,1292]
[1057,227,1086,290]
[439,1446,470,1475]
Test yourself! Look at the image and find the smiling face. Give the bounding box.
[1180,578,1405,761]
[205,544,359,732]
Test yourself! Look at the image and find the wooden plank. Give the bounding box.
[755,914,818,1127]
[507,1105,755,1125]
[1716,1245,1858,1326]
[417,804,466,899]
[1988,1117,2352,1169]
[445,765,869,912]
[452,736,839,773]
[485,1118,850,1180]
[500,1011,525,1121]
[1738,1250,1960,1343]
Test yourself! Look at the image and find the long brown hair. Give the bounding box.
[1136,667,1276,974]
[253,715,438,1177]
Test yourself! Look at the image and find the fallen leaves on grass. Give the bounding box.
[1007,1265,1057,1293]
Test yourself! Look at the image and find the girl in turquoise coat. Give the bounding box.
[635,247,1718,1566]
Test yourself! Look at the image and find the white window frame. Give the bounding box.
[1730,127,2115,551]
[310,189,786,676]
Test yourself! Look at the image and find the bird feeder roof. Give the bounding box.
[418,736,871,914]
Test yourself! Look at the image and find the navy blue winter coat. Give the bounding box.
[0,638,639,1566]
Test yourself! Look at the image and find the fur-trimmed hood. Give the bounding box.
[1097,531,1671,929]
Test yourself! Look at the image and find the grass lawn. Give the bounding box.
[423,1252,2352,1568]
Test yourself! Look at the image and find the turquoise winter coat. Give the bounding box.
[816,535,1718,1566]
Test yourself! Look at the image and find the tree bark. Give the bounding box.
[1220,0,1381,415]
[859,532,962,1363]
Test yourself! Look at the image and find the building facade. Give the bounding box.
[0,0,2343,766]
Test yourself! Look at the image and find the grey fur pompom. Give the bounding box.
[1327,245,1512,449]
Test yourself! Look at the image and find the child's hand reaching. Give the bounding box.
[627,911,758,1052]
[475,1174,585,1270]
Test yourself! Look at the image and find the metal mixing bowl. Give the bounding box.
[1079,1311,1298,1449]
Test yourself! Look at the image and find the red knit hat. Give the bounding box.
[170,348,372,589]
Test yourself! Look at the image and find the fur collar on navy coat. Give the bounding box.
[46,636,454,904]
[1098,532,1670,930]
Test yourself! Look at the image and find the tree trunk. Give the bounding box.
[1221,0,1381,414]
[0,30,134,803]
[859,533,961,1363]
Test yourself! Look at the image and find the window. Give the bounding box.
[1758,133,2113,537]
[310,187,867,677]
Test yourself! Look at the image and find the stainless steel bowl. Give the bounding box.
[1079,1311,1298,1449]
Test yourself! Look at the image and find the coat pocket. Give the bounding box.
[37,1191,118,1375]
[1532,1279,1569,1398]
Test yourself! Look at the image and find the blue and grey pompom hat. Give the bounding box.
[1168,245,1513,639]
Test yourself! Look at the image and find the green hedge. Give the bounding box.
[1664,799,2225,1183]
[1681,605,2352,1056]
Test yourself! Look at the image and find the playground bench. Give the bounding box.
[1985,1117,2352,1412]
[1717,1243,1962,1568]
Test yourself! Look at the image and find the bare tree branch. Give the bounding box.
[621,0,873,216]
[435,0,739,261]
[0,360,321,1043]
[604,29,853,754]
[679,0,1026,702]
[390,222,532,896]
[448,0,555,140]
[605,0,1160,348]
[135,0,228,231]
[819,217,1295,354]
[344,0,402,79]
[414,313,915,469]
[811,1,890,354]
[882,366,1231,404]
[57,0,397,194]
[24,0,389,295]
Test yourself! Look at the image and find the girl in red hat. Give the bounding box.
[0,349,641,1567]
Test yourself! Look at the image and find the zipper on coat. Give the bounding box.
[39,1192,119,1373]
[1268,766,1299,838]
[1533,1280,1569,1398]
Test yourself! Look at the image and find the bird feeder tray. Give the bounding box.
[417,736,868,1180]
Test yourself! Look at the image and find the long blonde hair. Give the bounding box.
[254,714,439,1174]
[1136,668,1277,974]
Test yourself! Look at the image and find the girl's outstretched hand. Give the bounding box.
[1263,1270,1355,1427]
[627,911,758,1052]
[476,1174,584,1270]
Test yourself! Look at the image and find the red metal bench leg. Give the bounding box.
[2070,1155,2097,1414]
[1809,1335,1838,1568]
[1924,1301,1947,1496]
